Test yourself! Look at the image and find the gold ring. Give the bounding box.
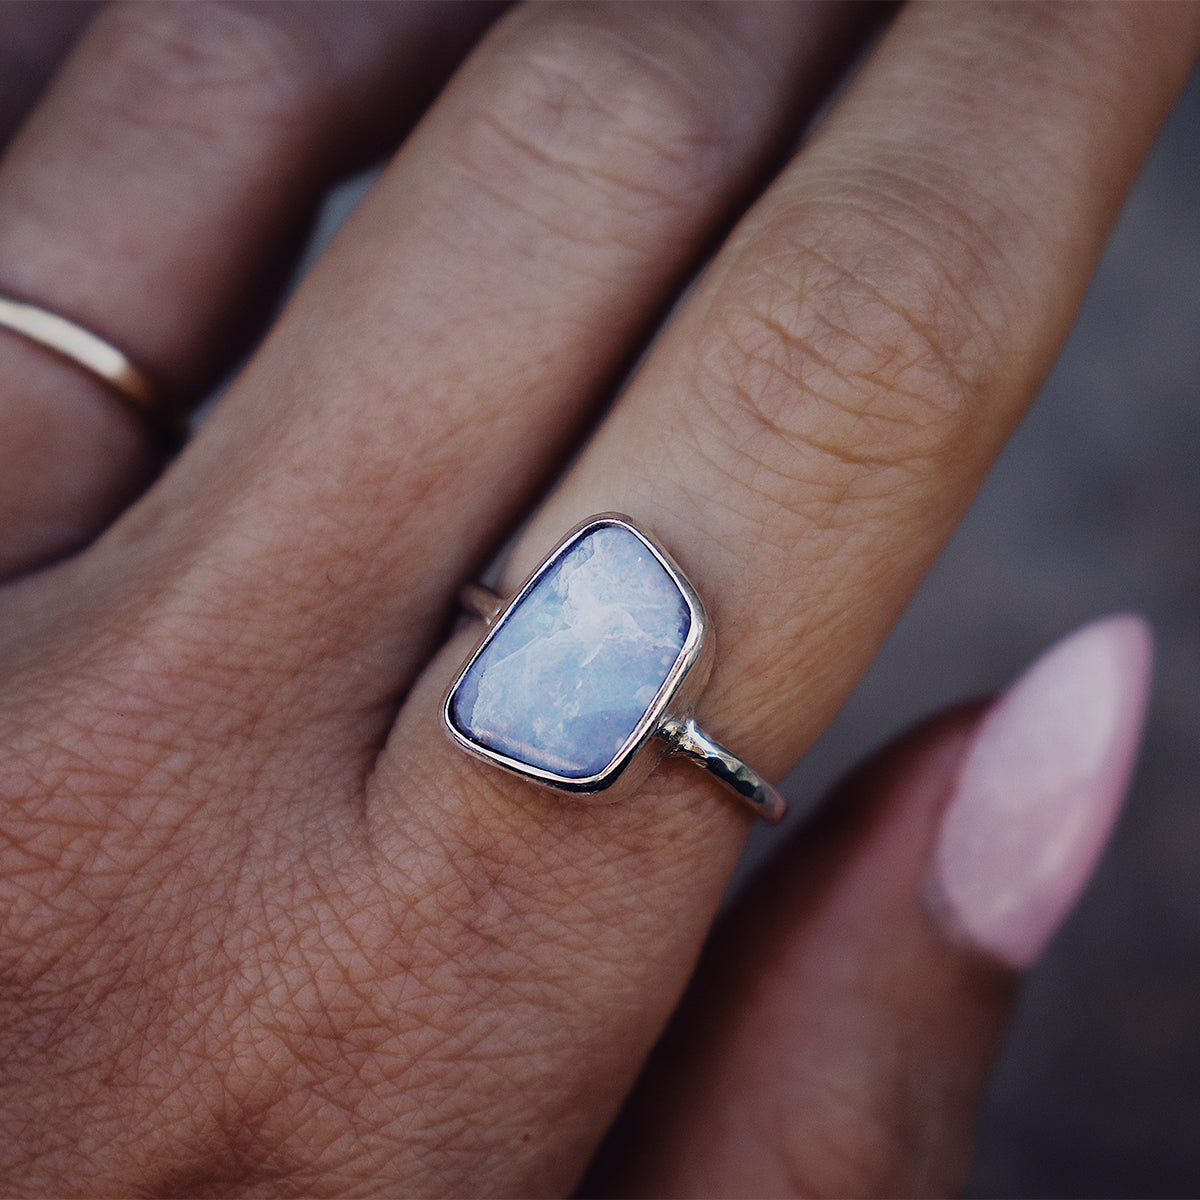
[0,293,180,441]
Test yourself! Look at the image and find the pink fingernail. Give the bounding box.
[928,614,1154,970]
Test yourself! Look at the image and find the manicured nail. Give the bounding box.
[928,614,1154,970]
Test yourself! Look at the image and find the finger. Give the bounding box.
[591,616,1152,1198]
[0,11,868,1184]
[371,2,1197,1190]
[0,2,95,144]
[501,1,1198,765]
[587,705,1003,1199]
[0,0,496,577]
[39,3,867,736]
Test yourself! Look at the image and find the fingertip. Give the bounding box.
[928,614,1155,971]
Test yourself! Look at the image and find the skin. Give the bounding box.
[0,1,1196,1194]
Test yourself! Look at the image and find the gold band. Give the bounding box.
[0,293,162,419]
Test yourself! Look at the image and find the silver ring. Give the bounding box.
[443,514,786,822]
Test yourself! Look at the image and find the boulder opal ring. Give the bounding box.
[443,514,786,822]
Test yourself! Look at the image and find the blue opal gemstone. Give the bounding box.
[449,523,693,779]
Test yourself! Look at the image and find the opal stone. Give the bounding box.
[449,523,692,779]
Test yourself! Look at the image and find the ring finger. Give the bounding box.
[378,1,1200,1190]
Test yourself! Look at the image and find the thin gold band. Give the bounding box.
[0,293,159,415]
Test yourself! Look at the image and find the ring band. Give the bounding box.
[0,294,179,441]
[445,514,786,822]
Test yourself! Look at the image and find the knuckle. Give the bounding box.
[94,2,330,144]
[455,9,751,231]
[693,194,1005,507]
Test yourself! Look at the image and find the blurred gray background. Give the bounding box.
[758,58,1200,1199]
[311,36,1200,1199]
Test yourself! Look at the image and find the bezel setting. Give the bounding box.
[443,514,712,800]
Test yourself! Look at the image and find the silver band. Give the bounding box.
[460,579,786,823]
[459,581,506,626]
[658,715,786,822]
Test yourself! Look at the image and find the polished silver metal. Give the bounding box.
[459,582,505,627]
[658,715,785,822]
[446,514,786,822]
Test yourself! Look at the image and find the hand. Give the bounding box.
[0,3,1194,1194]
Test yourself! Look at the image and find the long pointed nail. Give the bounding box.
[928,614,1154,970]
